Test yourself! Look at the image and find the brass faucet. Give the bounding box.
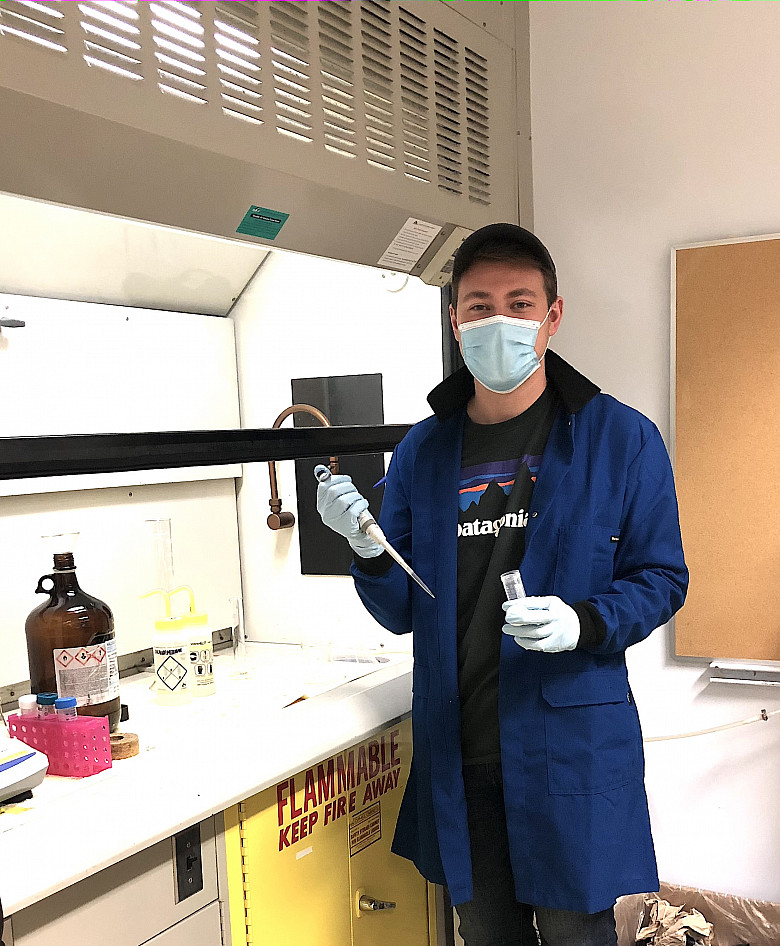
[267,404,339,530]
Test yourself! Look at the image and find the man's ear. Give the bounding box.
[449,304,460,341]
[548,297,564,337]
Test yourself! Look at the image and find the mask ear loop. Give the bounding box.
[537,306,553,366]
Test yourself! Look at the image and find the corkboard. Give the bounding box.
[675,238,780,658]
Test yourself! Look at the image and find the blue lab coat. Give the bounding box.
[351,352,688,913]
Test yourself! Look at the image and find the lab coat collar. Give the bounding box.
[427,350,601,422]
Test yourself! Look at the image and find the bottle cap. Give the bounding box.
[55,697,77,709]
[37,693,58,706]
[18,694,38,713]
[153,615,189,631]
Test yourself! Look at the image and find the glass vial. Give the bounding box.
[501,569,526,601]
[55,697,78,720]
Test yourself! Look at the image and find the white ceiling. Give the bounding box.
[0,192,270,316]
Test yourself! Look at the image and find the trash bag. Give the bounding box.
[615,883,780,946]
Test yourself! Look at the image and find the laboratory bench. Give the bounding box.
[0,643,435,946]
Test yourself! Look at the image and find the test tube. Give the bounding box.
[37,692,58,716]
[18,694,39,718]
[501,569,526,601]
[55,696,78,720]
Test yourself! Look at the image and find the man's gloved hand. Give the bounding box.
[502,596,580,652]
[314,464,384,558]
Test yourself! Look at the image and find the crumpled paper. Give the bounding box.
[636,897,714,946]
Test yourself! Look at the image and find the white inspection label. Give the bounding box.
[377,218,442,273]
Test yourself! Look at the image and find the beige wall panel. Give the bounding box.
[675,238,780,658]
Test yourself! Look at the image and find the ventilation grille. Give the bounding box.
[269,0,313,144]
[150,2,207,104]
[0,1,67,54]
[465,47,490,205]
[79,1,141,82]
[399,7,431,185]
[318,1,356,159]
[214,1,263,125]
[361,1,395,173]
[433,28,462,198]
[0,0,499,209]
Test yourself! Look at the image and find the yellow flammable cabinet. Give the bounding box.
[225,716,437,946]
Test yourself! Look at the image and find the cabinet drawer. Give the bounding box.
[12,818,218,946]
[144,902,222,946]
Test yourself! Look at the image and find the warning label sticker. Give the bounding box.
[349,801,381,857]
[53,638,119,706]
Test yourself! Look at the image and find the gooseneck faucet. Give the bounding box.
[267,404,339,530]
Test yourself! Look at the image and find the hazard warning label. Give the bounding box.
[349,801,381,857]
[53,639,119,706]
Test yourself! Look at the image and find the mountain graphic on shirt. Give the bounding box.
[459,455,542,512]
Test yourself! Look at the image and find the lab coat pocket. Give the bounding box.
[541,670,641,795]
[553,524,619,601]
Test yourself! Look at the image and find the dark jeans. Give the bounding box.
[453,762,618,946]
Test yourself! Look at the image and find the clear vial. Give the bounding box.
[18,694,39,717]
[500,569,526,601]
[55,696,78,720]
[37,692,58,716]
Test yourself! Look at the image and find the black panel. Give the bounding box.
[292,375,385,576]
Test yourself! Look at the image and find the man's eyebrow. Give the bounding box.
[461,288,539,302]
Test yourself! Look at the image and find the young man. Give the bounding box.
[316,224,688,946]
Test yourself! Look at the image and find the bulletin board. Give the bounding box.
[674,236,780,659]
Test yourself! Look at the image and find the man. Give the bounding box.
[316,224,687,946]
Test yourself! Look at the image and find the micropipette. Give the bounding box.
[314,466,435,599]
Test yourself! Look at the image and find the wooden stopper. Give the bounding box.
[110,732,140,760]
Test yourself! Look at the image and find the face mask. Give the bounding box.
[458,309,551,394]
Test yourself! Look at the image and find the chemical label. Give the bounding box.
[53,638,120,707]
[349,801,381,856]
[154,645,189,692]
[189,637,214,690]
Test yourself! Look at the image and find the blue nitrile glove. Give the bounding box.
[502,596,580,652]
[314,464,384,558]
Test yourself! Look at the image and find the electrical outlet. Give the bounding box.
[173,823,203,902]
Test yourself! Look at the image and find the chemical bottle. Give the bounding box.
[25,533,121,732]
[171,585,215,698]
[142,590,193,706]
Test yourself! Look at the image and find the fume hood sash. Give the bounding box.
[0,426,411,480]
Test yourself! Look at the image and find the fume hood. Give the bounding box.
[0,0,524,289]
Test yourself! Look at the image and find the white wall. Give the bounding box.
[0,296,243,686]
[0,479,242,687]
[233,250,442,653]
[530,4,780,902]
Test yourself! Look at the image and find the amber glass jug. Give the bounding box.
[25,534,120,732]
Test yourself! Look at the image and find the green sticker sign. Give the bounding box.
[236,206,289,240]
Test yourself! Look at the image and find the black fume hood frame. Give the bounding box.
[0,426,412,480]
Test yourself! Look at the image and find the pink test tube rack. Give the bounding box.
[8,713,112,778]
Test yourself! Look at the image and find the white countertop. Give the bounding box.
[0,643,413,916]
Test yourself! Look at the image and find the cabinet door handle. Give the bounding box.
[359,895,397,912]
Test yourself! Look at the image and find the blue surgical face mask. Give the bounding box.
[458,309,551,394]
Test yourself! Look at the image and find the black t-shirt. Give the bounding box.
[457,386,558,764]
